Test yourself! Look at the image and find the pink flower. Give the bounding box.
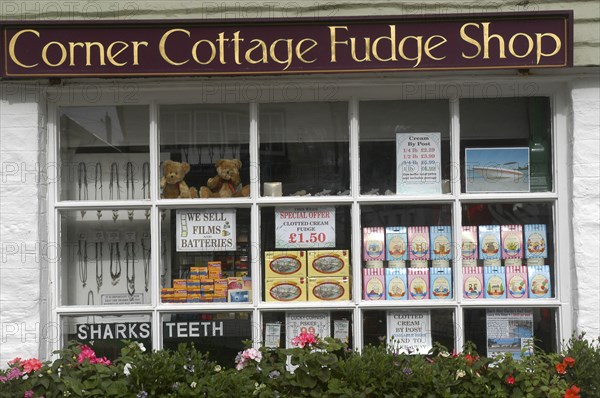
[242,348,262,362]
[291,332,318,348]
[506,375,515,385]
[22,359,42,374]
[76,345,111,366]
[8,358,23,367]
[23,390,34,398]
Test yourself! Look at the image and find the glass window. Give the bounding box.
[59,209,151,306]
[363,309,455,352]
[61,314,152,360]
[262,311,353,349]
[361,204,454,301]
[461,97,552,193]
[159,104,250,199]
[359,100,450,195]
[162,312,252,366]
[259,102,349,197]
[261,206,352,302]
[159,208,252,304]
[59,106,150,201]
[463,307,557,357]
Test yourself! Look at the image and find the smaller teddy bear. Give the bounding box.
[199,159,250,198]
[160,160,198,199]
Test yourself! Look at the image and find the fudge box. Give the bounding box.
[430,267,452,300]
[385,268,408,300]
[430,226,453,261]
[463,267,484,299]
[528,265,551,298]
[484,266,506,299]
[525,224,548,259]
[506,266,528,299]
[307,250,350,277]
[363,268,385,301]
[461,226,478,263]
[501,225,524,260]
[264,251,306,278]
[307,276,350,301]
[363,227,385,261]
[408,226,430,261]
[385,226,408,261]
[479,225,501,260]
[265,277,307,302]
[408,268,429,300]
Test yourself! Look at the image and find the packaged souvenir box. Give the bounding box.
[463,267,484,299]
[501,225,524,260]
[479,225,501,260]
[461,226,478,267]
[430,267,452,300]
[506,266,528,299]
[264,251,306,278]
[385,268,408,300]
[308,277,350,301]
[484,266,506,299]
[307,250,350,277]
[363,268,385,301]
[408,226,430,261]
[386,226,408,261]
[524,224,548,259]
[528,265,551,298]
[363,227,385,261]
[430,226,452,261]
[408,268,430,300]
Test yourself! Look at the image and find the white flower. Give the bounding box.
[439,351,450,358]
[456,369,466,379]
[124,363,132,376]
[214,365,222,373]
[190,381,197,389]
[137,342,146,352]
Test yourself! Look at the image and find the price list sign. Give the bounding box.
[275,207,335,249]
[396,132,442,195]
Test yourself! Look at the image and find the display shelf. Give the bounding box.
[256,196,354,206]
[458,192,558,203]
[359,300,457,309]
[55,200,152,209]
[257,301,355,311]
[156,303,255,312]
[56,305,155,315]
[357,195,456,205]
[459,299,560,308]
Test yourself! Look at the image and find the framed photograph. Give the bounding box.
[465,147,530,193]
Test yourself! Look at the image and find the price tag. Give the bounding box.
[106,231,120,243]
[275,207,335,249]
[396,132,442,195]
[92,231,105,243]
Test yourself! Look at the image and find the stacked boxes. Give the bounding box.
[265,250,351,302]
[160,261,252,303]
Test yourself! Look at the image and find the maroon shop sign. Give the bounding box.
[1,12,572,78]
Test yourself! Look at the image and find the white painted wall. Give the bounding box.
[0,83,48,364]
[570,78,600,339]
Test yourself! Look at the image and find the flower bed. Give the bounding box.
[1,334,598,398]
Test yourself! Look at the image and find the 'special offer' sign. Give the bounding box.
[1,12,572,78]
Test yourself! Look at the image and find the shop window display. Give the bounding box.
[162,312,252,367]
[54,93,564,359]
[59,106,150,202]
[59,209,151,306]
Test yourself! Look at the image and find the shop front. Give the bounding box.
[1,7,597,366]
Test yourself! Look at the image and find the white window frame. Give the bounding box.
[46,75,572,358]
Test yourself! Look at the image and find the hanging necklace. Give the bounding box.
[160,238,167,288]
[94,162,103,220]
[142,162,151,219]
[109,162,120,222]
[78,162,88,217]
[109,242,121,285]
[125,242,136,299]
[78,239,88,288]
[126,162,135,221]
[95,241,103,292]
[141,237,151,292]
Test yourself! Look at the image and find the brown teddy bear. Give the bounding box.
[160,160,198,199]
[199,159,250,198]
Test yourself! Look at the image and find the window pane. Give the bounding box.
[59,106,150,201]
[463,307,557,356]
[262,311,353,349]
[363,309,455,352]
[59,209,151,306]
[159,208,252,304]
[261,206,352,302]
[359,100,450,195]
[159,104,250,199]
[162,312,252,367]
[461,97,552,193]
[62,314,152,360]
[361,204,454,301]
[259,102,349,197]
[461,202,554,300]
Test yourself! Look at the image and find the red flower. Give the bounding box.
[22,358,42,373]
[556,362,567,374]
[506,375,515,385]
[563,357,576,368]
[563,385,580,398]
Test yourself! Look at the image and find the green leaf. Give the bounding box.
[296,369,317,389]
